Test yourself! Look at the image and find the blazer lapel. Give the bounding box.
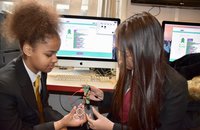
[40,73,49,105]
[15,57,38,110]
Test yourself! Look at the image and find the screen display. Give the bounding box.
[131,0,200,8]
[57,15,120,68]
[162,21,200,62]
[58,15,119,60]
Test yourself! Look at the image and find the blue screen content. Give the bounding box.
[57,16,119,61]
[163,21,200,62]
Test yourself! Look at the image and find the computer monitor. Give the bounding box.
[162,21,200,62]
[56,15,120,69]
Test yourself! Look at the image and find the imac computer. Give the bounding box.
[56,15,120,69]
[162,21,200,62]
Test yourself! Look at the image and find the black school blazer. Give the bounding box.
[99,64,189,130]
[0,56,63,130]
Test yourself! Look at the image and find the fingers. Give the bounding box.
[92,107,101,118]
[89,85,97,91]
[82,84,104,101]
[89,85,101,95]
[90,91,103,101]
[77,103,84,109]
[70,106,77,115]
[73,104,86,121]
[86,114,91,121]
[86,114,96,129]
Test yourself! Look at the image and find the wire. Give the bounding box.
[91,68,115,77]
[59,88,84,113]
[59,94,70,113]
[148,6,161,17]
[58,85,102,113]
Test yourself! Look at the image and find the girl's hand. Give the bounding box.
[61,104,87,127]
[88,85,104,101]
[86,107,114,130]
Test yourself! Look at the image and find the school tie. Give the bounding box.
[34,75,45,123]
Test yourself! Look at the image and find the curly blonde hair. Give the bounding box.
[2,1,59,48]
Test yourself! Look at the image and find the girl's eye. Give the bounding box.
[45,53,53,57]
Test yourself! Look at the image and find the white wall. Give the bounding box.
[120,0,200,23]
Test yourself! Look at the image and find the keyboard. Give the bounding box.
[47,67,117,90]
[48,74,112,82]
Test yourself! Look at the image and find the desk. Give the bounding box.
[47,67,117,92]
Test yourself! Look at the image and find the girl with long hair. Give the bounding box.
[86,12,188,130]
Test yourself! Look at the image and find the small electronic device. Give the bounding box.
[73,105,85,120]
[162,21,200,62]
[83,84,90,105]
[57,15,120,69]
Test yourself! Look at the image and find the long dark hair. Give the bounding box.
[112,12,166,130]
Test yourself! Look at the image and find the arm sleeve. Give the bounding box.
[98,91,129,130]
[158,75,189,130]
[98,91,113,109]
[113,123,128,130]
[43,106,63,121]
[42,72,64,122]
[0,92,55,130]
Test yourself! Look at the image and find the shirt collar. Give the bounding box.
[22,59,41,83]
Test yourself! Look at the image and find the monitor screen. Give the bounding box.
[57,15,120,69]
[162,21,200,62]
[131,0,200,9]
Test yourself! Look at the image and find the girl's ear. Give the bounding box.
[23,43,33,56]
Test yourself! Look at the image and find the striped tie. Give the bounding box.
[34,75,45,123]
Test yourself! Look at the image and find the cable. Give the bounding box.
[59,88,84,113]
[58,85,102,113]
[59,94,70,113]
[91,68,115,77]
[148,6,161,17]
